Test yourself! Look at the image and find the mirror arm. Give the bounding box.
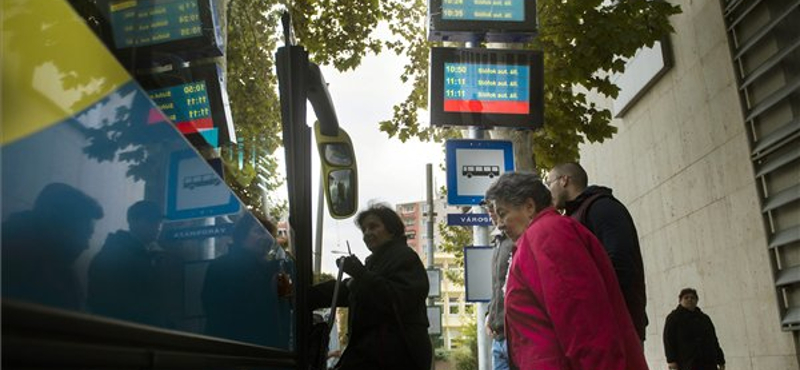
[307,63,340,137]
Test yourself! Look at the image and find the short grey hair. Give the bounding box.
[485,172,552,210]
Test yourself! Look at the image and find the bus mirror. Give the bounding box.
[314,122,358,219]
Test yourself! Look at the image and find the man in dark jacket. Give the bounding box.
[484,202,514,370]
[546,162,648,341]
[2,183,104,311]
[663,288,725,370]
[87,200,176,328]
[311,204,431,370]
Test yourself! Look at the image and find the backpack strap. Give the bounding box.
[569,192,612,226]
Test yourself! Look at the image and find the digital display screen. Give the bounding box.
[110,0,203,48]
[137,63,235,146]
[430,47,543,129]
[147,81,212,132]
[428,0,536,41]
[441,0,525,22]
[444,63,530,114]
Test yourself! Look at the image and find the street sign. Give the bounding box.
[427,269,442,298]
[447,213,492,226]
[446,139,514,205]
[165,149,239,220]
[464,246,493,302]
[427,306,442,335]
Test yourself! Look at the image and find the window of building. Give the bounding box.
[448,297,459,315]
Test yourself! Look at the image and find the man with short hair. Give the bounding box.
[484,202,514,370]
[545,162,648,341]
[663,288,725,370]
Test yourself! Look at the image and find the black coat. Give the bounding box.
[311,238,431,370]
[202,247,290,348]
[87,230,177,327]
[565,185,648,340]
[663,305,725,370]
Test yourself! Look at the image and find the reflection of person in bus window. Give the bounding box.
[87,200,177,328]
[2,183,104,310]
[202,214,289,347]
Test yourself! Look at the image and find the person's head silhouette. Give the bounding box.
[126,200,163,244]
[33,183,104,262]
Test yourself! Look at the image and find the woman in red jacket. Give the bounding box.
[485,172,647,370]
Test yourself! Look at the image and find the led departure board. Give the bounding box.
[429,0,537,41]
[110,0,203,48]
[148,81,212,131]
[138,63,236,147]
[430,47,544,129]
[443,63,530,114]
[103,0,223,67]
[441,0,524,21]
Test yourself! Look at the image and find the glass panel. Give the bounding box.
[327,169,355,216]
[1,0,293,350]
[323,143,352,167]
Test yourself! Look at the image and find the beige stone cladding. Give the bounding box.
[578,0,798,368]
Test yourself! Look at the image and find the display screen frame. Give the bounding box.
[428,0,537,41]
[430,47,544,129]
[136,62,236,146]
[102,0,224,68]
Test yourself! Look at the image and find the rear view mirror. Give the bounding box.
[314,122,358,219]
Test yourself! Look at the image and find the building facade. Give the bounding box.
[579,1,799,368]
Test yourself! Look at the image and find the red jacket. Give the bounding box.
[505,208,648,370]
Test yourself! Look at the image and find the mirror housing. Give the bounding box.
[314,122,358,219]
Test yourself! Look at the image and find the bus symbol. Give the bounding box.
[183,173,221,189]
[462,165,500,179]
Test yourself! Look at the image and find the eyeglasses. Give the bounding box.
[545,175,564,187]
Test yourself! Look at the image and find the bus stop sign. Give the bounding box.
[445,139,514,205]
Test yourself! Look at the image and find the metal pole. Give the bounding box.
[314,171,324,275]
[426,163,436,370]
[468,126,491,370]
[426,163,435,273]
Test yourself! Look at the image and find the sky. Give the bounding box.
[278,42,448,275]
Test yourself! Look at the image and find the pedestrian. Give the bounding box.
[483,201,514,370]
[309,204,431,370]
[663,288,726,370]
[546,162,648,341]
[485,172,647,370]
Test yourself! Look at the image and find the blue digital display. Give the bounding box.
[441,0,525,22]
[443,63,530,114]
[109,0,203,48]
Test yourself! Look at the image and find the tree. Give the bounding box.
[225,0,679,207]
[222,0,285,214]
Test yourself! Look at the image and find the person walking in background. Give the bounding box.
[309,204,431,370]
[546,162,648,342]
[485,172,647,370]
[484,201,514,370]
[663,288,725,370]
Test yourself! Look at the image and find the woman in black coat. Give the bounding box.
[663,288,726,370]
[311,204,432,370]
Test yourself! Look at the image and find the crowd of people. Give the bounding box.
[1,162,727,370]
